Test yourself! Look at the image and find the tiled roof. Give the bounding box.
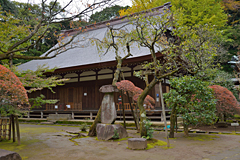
[18,3,171,71]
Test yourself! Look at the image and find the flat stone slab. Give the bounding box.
[65,130,87,137]
[40,122,55,125]
[47,114,72,121]
[66,130,81,134]
[96,124,128,140]
[0,149,22,160]
[128,138,147,150]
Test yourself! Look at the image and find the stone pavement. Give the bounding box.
[203,147,240,160]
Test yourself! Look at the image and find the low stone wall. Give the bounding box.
[0,149,22,160]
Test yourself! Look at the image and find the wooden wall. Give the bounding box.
[28,66,169,111]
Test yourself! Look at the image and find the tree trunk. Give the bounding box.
[183,120,189,137]
[112,58,122,86]
[137,78,158,137]
[120,71,139,130]
[169,107,176,138]
[127,91,139,131]
[159,81,170,148]
[134,103,140,132]
[15,115,21,145]
[120,91,126,129]
[88,106,101,137]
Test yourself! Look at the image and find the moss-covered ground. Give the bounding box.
[0,124,240,160]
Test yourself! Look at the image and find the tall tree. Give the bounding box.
[89,6,221,136]
[119,0,228,28]
[221,0,240,72]
[0,0,116,109]
[0,0,115,66]
[0,0,18,14]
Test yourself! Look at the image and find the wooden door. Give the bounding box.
[82,85,96,110]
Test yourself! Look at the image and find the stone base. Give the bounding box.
[47,114,72,121]
[0,149,22,160]
[128,138,147,150]
[96,124,128,141]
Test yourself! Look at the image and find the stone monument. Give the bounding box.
[99,85,118,124]
[96,85,128,140]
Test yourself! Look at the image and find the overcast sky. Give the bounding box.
[13,0,132,8]
[13,0,132,20]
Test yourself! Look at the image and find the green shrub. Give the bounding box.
[142,119,154,139]
[80,123,88,132]
[112,128,119,139]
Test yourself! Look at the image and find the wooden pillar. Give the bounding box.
[41,112,43,119]
[166,86,170,93]
[60,73,66,79]
[90,112,93,120]
[77,71,82,82]
[8,117,11,140]
[11,115,15,142]
[161,112,164,122]
[130,65,136,77]
[72,112,74,119]
[95,69,100,81]
[111,68,115,78]
[3,119,6,139]
[0,119,2,141]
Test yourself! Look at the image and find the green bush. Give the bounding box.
[142,119,154,139]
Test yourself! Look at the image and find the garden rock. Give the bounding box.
[96,124,128,140]
[128,138,147,150]
[0,149,22,160]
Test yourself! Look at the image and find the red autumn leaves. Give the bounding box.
[116,80,240,116]
[115,80,155,108]
[209,85,240,116]
[0,65,28,107]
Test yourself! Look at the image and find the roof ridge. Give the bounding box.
[61,2,171,36]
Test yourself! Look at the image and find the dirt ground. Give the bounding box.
[0,124,240,160]
[197,124,240,132]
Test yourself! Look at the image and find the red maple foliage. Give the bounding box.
[115,80,155,108]
[209,85,240,116]
[0,65,29,109]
